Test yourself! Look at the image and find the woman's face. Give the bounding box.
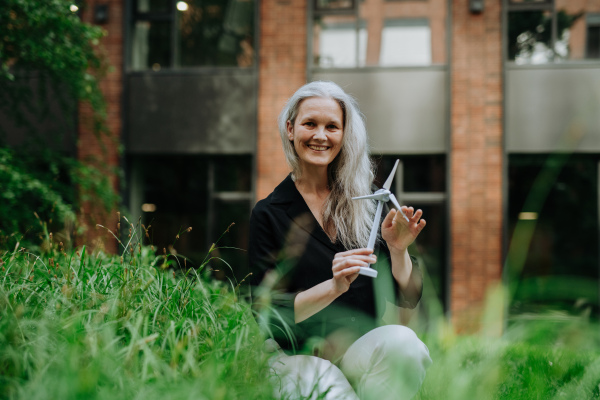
[287,97,344,172]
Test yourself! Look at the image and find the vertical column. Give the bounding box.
[450,0,503,332]
[78,0,123,252]
[256,0,307,201]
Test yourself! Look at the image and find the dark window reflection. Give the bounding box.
[315,0,355,12]
[131,154,252,283]
[136,0,171,13]
[373,155,446,193]
[587,15,600,59]
[131,0,255,69]
[212,155,252,192]
[508,154,599,315]
[211,199,251,282]
[178,0,255,67]
[508,10,554,63]
[132,21,172,70]
[507,8,584,63]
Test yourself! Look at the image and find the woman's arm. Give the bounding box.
[381,206,426,298]
[294,248,376,323]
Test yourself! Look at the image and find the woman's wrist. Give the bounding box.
[388,244,408,258]
[329,278,346,296]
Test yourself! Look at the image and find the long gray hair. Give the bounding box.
[277,81,375,249]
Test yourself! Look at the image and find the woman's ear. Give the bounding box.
[286,120,294,141]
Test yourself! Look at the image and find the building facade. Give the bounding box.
[33,0,600,330]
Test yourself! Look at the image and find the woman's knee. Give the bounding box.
[372,325,431,366]
[269,354,359,400]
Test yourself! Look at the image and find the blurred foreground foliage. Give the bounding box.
[415,315,600,400]
[0,237,273,400]
[1,230,599,399]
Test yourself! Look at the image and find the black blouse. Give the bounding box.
[249,174,422,353]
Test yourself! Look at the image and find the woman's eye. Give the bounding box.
[304,122,315,127]
[327,125,338,130]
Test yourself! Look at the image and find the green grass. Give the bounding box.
[0,227,273,400]
[1,226,600,399]
[416,322,600,400]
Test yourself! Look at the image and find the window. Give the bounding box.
[380,19,431,66]
[507,154,599,315]
[311,0,446,68]
[314,19,367,67]
[506,0,600,63]
[587,14,600,59]
[130,0,256,70]
[128,154,253,282]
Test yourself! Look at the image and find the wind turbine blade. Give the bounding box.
[352,193,386,201]
[382,159,400,190]
[367,201,384,250]
[389,193,410,222]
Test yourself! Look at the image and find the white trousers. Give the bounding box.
[268,325,432,400]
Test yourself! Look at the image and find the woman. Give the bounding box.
[249,81,431,400]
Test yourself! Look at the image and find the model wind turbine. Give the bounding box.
[351,159,409,278]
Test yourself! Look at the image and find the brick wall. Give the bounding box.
[77,0,123,253]
[450,0,504,332]
[256,0,307,201]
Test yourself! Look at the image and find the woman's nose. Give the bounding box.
[313,126,327,140]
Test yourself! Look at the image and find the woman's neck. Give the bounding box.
[295,165,330,196]
[294,165,336,240]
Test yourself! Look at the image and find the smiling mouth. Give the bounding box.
[307,145,329,151]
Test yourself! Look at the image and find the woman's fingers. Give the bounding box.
[334,266,361,277]
[410,209,423,224]
[332,256,375,272]
[334,248,374,259]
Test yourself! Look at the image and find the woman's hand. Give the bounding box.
[381,206,426,254]
[331,248,376,294]
[294,248,376,323]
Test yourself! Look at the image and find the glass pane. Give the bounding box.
[136,155,210,264]
[587,25,600,58]
[373,155,446,193]
[508,9,588,63]
[313,17,367,67]
[508,154,599,315]
[178,0,255,67]
[508,10,554,63]
[380,19,431,67]
[212,155,252,192]
[137,0,171,13]
[315,0,355,12]
[409,202,447,309]
[582,13,600,60]
[131,21,171,70]
[509,0,552,4]
[403,155,445,192]
[554,9,587,61]
[210,199,251,283]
